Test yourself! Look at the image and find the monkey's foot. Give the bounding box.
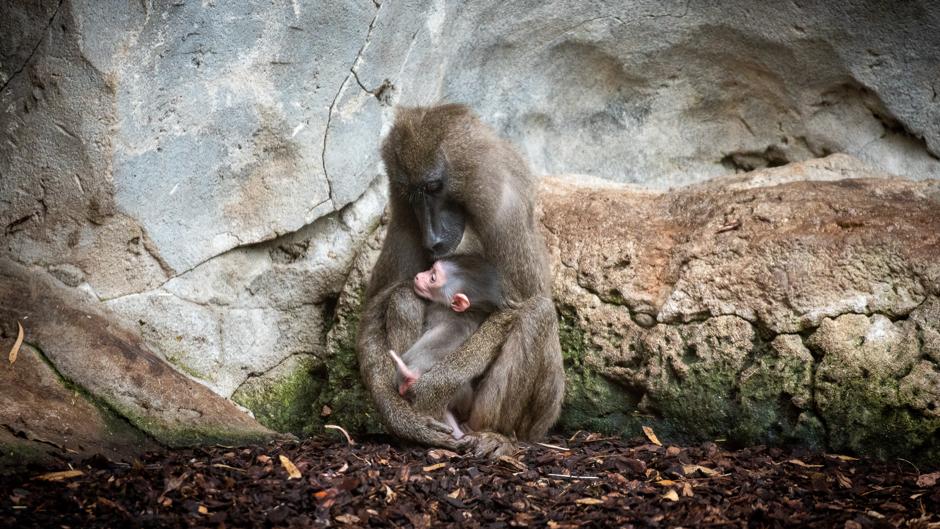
[467,431,516,458]
[444,411,465,440]
[387,349,419,396]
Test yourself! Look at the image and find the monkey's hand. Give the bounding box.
[408,307,516,413]
[387,349,419,396]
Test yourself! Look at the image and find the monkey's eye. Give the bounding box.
[430,272,436,283]
[424,180,443,194]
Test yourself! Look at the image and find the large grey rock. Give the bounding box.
[111,1,378,272]
[104,178,386,397]
[390,1,940,185]
[2,0,940,457]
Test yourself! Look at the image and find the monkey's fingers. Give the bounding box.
[387,349,405,366]
[451,435,475,452]
[423,416,456,435]
[388,350,419,378]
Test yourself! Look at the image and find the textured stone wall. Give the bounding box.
[2,0,939,463]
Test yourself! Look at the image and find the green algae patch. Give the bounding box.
[809,313,940,465]
[314,285,385,436]
[733,335,825,448]
[556,308,642,436]
[232,355,326,435]
[0,439,61,469]
[166,354,210,381]
[817,377,940,464]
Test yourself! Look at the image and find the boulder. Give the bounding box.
[0,344,157,467]
[2,0,940,462]
[542,155,940,462]
[0,259,276,465]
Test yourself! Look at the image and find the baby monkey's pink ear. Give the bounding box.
[451,293,471,312]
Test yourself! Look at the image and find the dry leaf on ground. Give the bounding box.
[642,426,662,446]
[575,497,605,505]
[279,455,302,479]
[787,459,823,468]
[8,321,23,365]
[916,471,940,488]
[35,470,83,481]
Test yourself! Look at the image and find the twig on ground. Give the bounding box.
[325,424,355,445]
[535,442,570,451]
[547,473,599,480]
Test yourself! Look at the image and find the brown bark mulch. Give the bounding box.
[2,432,938,528]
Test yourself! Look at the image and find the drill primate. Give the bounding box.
[357,104,565,457]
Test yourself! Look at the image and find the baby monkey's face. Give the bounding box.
[413,260,449,304]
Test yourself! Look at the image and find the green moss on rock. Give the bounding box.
[313,286,385,436]
[810,314,940,464]
[556,308,642,436]
[818,377,940,463]
[166,354,210,380]
[733,335,825,448]
[232,355,326,435]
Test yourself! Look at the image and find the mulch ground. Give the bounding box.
[2,432,938,528]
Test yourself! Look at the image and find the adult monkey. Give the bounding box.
[356,104,564,456]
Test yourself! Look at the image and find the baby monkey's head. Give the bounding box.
[413,254,505,314]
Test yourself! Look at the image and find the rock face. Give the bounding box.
[320,155,940,464]
[0,344,158,465]
[394,1,940,186]
[1,0,939,462]
[0,259,276,465]
[539,155,940,463]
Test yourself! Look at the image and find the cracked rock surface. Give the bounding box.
[2,0,940,464]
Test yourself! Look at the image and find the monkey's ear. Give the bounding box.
[451,293,471,313]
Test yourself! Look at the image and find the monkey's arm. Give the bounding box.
[400,322,469,372]
[407,296,545,412]
[356,281,470,449]
[410,295,559,457]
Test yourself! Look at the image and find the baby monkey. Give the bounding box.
[388,254,506,439]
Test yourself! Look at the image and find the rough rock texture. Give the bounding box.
[0,344,158,465]
[2,0,939,459]
[544,156,940,463]
[397,1,940,185]
[0,258,276,465]
[318,156,940,464]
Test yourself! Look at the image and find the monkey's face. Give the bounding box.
[413,261,449,304]
[409,171,466,260]
[382,106,469,260]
